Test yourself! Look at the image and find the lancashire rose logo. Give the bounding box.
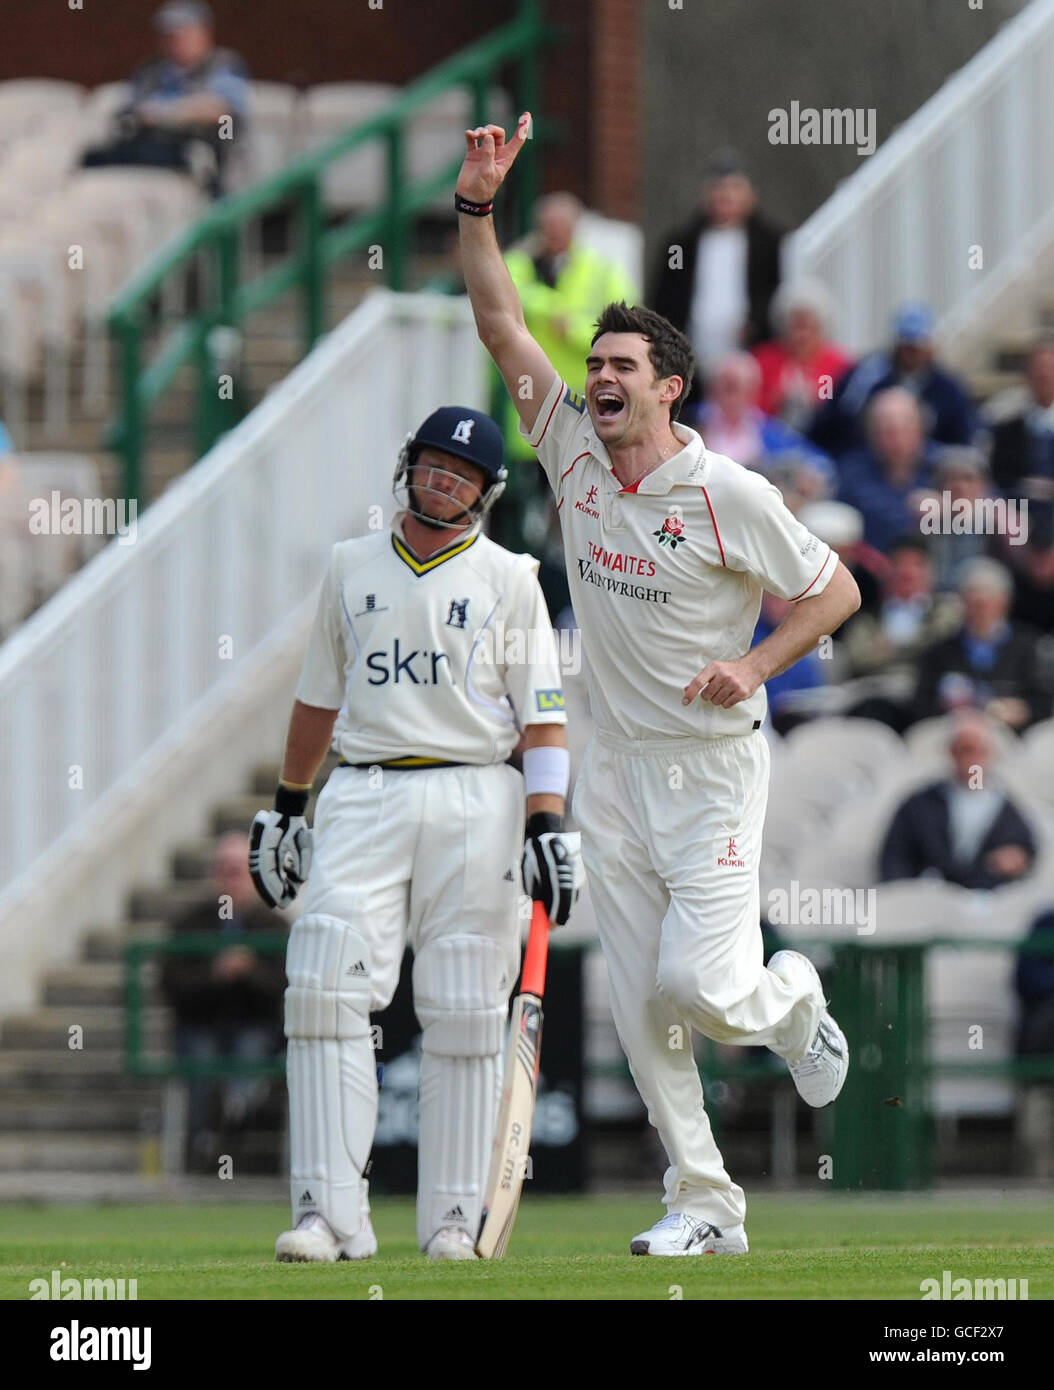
[654,515,685,550]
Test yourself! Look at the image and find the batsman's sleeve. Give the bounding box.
[719,470,838,601]
[517,371,591,505]
[502,557,567,728]
[295,546,348,710]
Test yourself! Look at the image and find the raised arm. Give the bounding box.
[456,113,559,434]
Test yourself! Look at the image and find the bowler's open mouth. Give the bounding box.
[595,392,624,418]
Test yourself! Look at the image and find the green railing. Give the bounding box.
[126,930,1054,1185]
[696,935,1054,1191]
[106,0,557,504]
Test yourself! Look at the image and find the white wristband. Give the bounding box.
[522,745,570,798]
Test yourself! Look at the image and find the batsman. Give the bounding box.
[250,406,583,1261]
[457,116,860,1256]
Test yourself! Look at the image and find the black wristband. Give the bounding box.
[525,811,564,839]
[455,192,494,217]
[275,783,309,818]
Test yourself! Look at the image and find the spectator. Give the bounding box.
[1000,498,1054,635]
[913,557,1054,731]
[797,499,886,617]
[1013,908,1054,1179]
[810,303,975,458]
[81,2,248,196]
[651,149,782,383]
[692,351,835,496]
[988,337,1054,499]
[842,535,960,730]
[160,833,287,1170]
[752,279,852,432]
[924,446,999,594]
[880,712,1036,889]
[837,388,939,552]
[503,193,637,467]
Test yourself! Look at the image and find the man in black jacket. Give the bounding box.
[989,337,1054,498]
[913,557,1053,731]
[880,713,1035,890]
[650,151,782,401]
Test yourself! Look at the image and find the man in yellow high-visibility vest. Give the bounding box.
[504,194,638,464]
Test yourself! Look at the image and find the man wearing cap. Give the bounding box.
[249,406,581,1263]
[810,302,975,458]
[651,151,784,391]
[82,2,248,195]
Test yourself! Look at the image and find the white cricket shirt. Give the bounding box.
[296,516,567,765]
[521,374,837,740]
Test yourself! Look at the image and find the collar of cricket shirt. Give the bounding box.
[586,417,712,496]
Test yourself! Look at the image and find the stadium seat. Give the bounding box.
[236,82,302,188]
[0,80,85,147]
[0,136,79,200]
[84,81,129,137]
[406,86,512,211]
[302,82,397,212]
[783,716,905,785]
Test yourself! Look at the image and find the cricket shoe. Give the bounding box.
[770,948,849,1107]
[275,1211,377,1263]
[629,1212,748,1256]
[426,1226,479,1261]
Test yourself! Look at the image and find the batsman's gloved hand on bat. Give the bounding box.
[249,784,314,908]
[521,811,584,927]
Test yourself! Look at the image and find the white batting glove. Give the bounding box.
[249,786,313,909]
[521,812,584,927]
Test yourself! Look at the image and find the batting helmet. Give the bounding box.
[394,406,507,528]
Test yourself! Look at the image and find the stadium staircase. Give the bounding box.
[0,753,337,1186]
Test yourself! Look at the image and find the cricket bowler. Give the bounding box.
[250,406,583,1261]
[456,116,860,1256]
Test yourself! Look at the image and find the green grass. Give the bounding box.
[1,1196,1051,1300]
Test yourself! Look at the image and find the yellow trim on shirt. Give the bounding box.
[391,531,478,576]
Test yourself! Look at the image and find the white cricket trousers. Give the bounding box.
[573,728,821,1229]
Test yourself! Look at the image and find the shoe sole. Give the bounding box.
[629,1240,748,1256]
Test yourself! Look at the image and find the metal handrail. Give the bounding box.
[106,0,555,503]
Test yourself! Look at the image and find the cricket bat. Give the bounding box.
[475,900,550,1260]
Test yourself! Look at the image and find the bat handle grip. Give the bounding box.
[521,901,550,997]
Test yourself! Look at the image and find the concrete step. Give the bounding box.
[0,1006,170,1051]
[0,1048,159,1086]
[83,923,166,963]
[0,1090,160,1132]
[171,839,220,882]
[128,880,208,923]
[43,961,128,1008]
[0,1133,144,1173]
[211,795,271,837]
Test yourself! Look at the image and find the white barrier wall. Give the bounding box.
[785,0,1054,366]
[0,291,487,1016]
